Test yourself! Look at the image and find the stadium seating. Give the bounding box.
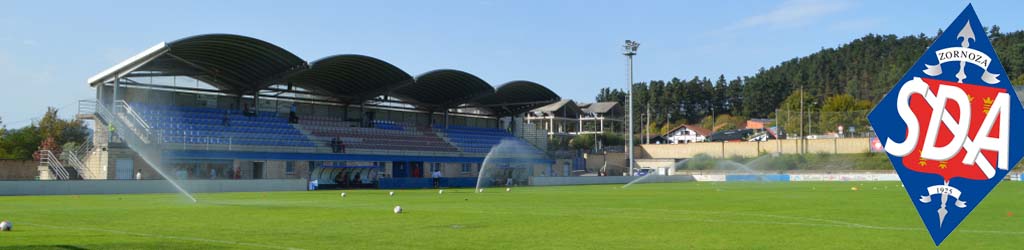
[128,102,541,154]
[130,103,315,147]
[297,115,459,153]
[435,125,539,154]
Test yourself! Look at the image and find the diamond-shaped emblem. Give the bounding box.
[867,4,1024,246]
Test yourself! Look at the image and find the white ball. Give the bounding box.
[340,192,346,197]
[0,220,10,231]
[478,188,484,193]
[506,188,511,192]
[389,191,395,196]
[393,205,403,214]
[438,190,444,194]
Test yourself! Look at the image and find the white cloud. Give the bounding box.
[727,0,851,31]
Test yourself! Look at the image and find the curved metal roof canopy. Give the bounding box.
[394,69,495,109]
[286,54,413,103]
[88,33,561,117]
[475,80,560,116]
[142,34,307,93]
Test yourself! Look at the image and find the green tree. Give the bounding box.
[569,135,596,151]
[777,90,818,137]
[819,94,872,133]
[0,108,89,160]
[0,126,42,159]
[601,132,624,146]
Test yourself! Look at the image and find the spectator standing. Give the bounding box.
[431,169,442,188]
[288,103,298,124]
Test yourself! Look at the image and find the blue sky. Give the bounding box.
[1,0,1019,128]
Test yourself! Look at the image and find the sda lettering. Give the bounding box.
[884,77,1010,179]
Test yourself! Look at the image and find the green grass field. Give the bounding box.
[2,181,1023,249]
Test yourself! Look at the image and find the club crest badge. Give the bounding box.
[868,4,1024,246]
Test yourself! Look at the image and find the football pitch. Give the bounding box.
[2,181,1023,249]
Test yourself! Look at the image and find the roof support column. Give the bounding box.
[111,75,120,109]
[252,92,259,114]
[443,109,449,130]
[96,82,104,108]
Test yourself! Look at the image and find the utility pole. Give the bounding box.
[799,86,804,155]
[624,40,639,176]
[776,108,781,154]
[645,103,651,144]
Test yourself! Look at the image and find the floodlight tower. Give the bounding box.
[623,40,639,176]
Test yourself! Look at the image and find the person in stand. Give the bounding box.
[330,137,339,153]
[431,169,442,188]
[222,111,231,127]
[243,103,256,118]
[353,172,361,188]
[209,168,217,180]
[108,123,116,143]
[135,169,142,180]
[288,103,298,124]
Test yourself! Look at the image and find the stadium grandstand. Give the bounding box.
[48,34,587,189]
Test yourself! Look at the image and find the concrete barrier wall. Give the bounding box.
[529,175,695,186]
[789,173,899,181]
[692,173,899,182]
[638,138,872,159]
[0,160,39,180]
[725,174,790,182]
[0,179,307,196]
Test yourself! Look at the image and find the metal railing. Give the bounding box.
[38,150,71,180]
[62,139,96,180]
[155,134,486,158]
[96,101,153,144]
[114,100,152,130]
[77,99,96,116]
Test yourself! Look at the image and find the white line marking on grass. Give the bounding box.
[23,222,305,250]
[433,207,1024,236]
[583,206,1024,235]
